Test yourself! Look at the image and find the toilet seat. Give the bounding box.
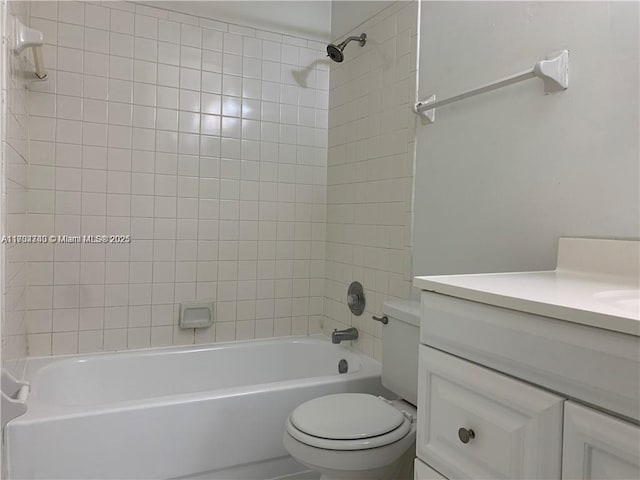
[285,393,412,451]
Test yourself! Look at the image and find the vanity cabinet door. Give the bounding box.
[415,458,447,479]
[562,401,640,480]
[417,345,564,479]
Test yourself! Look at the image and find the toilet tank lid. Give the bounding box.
[382,299,420,327]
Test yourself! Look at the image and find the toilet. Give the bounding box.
[283,300,420,480]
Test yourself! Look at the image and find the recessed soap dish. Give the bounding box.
[179,302,214,329]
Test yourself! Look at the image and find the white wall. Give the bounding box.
[413,1,639,277]
[323,1,418,360]
[143,0,332,42]
[331,0,394,41]
[25,1,328,355]
[139,1,332,42]
[1,0,30,374]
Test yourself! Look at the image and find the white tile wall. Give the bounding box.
[26,1,329,355]
[322,1,419,360]
[1,0,30,375]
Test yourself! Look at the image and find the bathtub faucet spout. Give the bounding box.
[332,327,358,344]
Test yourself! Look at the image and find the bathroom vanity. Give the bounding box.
[413,238,640,480]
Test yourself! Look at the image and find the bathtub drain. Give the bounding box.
[338,359,348,374]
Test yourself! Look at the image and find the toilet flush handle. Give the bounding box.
[372,315,388,325]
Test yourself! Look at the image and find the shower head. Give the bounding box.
[326,33,366,63]
[326,43,344,62]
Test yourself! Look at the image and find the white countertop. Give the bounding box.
[414,238,640,336]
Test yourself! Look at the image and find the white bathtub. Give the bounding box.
[6,335,386,480]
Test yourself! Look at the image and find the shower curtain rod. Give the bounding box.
[414,50,568,124]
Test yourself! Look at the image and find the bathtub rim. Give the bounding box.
[22,334,372,377]
[9,334,382,424]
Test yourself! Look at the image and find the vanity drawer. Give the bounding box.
[417,346,564,479]
[415,458,447,479]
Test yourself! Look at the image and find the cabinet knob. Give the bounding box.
[458,427,475,444]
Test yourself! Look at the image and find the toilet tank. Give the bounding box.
[381,299,421,405]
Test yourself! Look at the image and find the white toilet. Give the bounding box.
[283,300,420,480]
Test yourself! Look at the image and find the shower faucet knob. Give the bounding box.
[347,294,360,307]
[347,282,365,316]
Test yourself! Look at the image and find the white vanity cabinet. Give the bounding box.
[413,239,640,480]
[414,458,446,480]
[562,402,640,480]
[416,345,564,480]
[415,342,640,480]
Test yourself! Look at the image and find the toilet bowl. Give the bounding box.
[283,393,416,480]
[284,300,421,480]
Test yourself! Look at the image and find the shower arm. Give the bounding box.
[337,34,367,49]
